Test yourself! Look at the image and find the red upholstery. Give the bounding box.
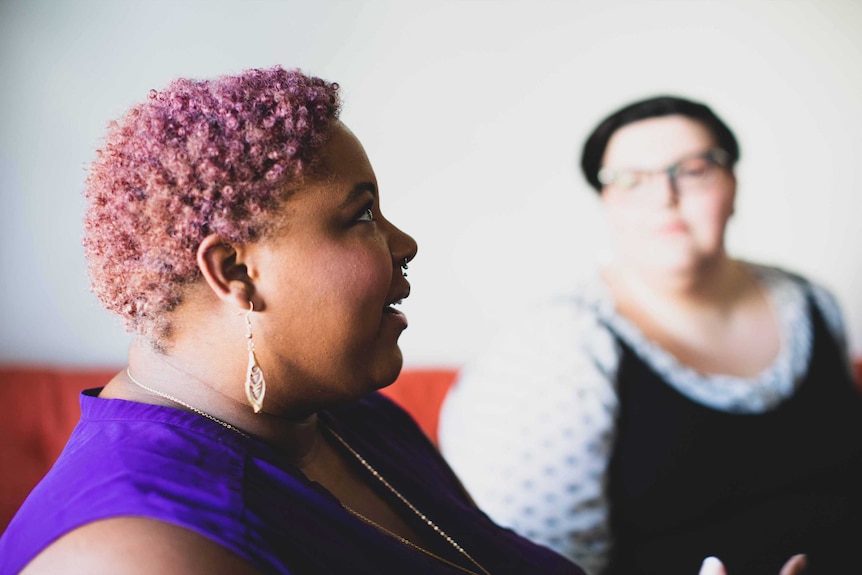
[0,367,116,532]
[379,368,459,445]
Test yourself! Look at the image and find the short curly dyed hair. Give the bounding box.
[84,66,341,344]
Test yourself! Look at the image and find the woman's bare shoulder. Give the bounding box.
[20,516,263,575]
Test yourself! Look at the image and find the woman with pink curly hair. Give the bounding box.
[0,67,585,575]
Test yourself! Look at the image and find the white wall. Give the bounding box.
[2,0,861,368]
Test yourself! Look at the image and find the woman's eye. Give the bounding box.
[677,160,710,178]
[357,207,374,222]
[616,171,642,190]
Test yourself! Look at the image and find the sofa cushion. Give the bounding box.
[0,367,116,532]
[379,368,459,445]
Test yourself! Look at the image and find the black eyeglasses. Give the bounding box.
[597,148,731,198]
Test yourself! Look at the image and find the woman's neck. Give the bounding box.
[106,339,323,467]
[605,255,753,317]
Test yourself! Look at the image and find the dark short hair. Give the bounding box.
[580,95,740,192]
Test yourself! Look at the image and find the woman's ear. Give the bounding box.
[197,234,253,311]
[727,172,737,217]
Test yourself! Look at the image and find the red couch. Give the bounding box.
[3,361,862,533]
[0,365,458,532]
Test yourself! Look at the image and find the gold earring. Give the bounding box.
[244,301,266,413]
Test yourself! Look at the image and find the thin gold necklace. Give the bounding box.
[325,426,491,575]
[341,505,485,575]
[125,368,251,439]
[124,368,491,575]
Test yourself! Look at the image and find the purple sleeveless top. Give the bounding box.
[0,390,583,574]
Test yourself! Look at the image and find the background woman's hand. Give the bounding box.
[698,554,807,575]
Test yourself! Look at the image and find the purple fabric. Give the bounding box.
[0,389,583,574]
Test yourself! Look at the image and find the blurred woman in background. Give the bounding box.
[440,95,862,575]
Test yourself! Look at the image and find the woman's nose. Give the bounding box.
[390,223,418,267]
[650,171,680,207]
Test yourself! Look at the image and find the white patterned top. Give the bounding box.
[438,264,850,575]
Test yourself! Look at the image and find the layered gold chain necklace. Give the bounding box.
[125,369,491,575]
[324,426,491,575]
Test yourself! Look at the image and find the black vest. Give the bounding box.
[604,296,862,575]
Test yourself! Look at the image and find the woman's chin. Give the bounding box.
[364,351,405,393]
[629,245,711,276]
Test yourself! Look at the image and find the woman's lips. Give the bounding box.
[657,220,688,234]
[383,306,408,329]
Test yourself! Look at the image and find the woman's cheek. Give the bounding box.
[332,248,391,305]
[690,197,733,238]
[608,207,645,248]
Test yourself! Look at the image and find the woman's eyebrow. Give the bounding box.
[339,182,377,209]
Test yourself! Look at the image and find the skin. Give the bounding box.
[698,554,808,575]
[599,115,781,379]
[601,116,736,278]
[21,121,420,574]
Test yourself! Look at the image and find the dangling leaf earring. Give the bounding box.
[244,301,266,413]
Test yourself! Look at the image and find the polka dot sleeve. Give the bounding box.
[439,297,621,574]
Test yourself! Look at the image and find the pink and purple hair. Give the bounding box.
[83,66,341,344]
